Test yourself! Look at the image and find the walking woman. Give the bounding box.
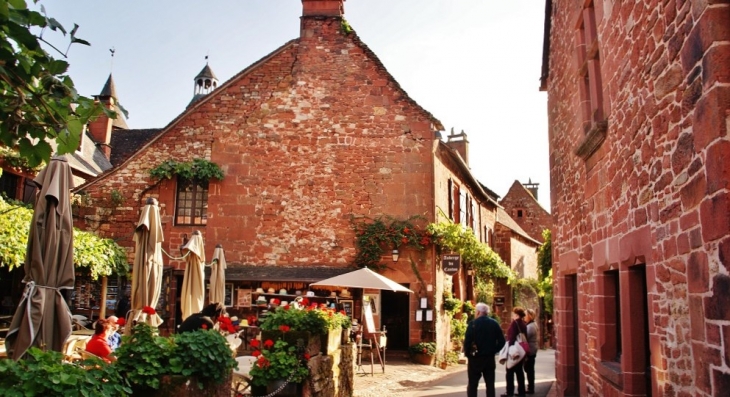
[502,306,527,397]
[523,309,539,394]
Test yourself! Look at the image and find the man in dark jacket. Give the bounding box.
[177,302,225,333]
[464,302,506,397]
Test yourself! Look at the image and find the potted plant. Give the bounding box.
[408,341,437,365]
[259,301,351,354]
[248,338,310,397]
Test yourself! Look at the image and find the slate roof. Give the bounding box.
[109,128,163,166]
[97,75,129,130]
[225,265,355,282]
[495,207,541,246]
[195,64,217,80]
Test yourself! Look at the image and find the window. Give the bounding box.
[0,172,19,200]
[175,178,209,225]
[459,191,468,229]
[517,209,523,218]
[574,0,608,160]
[448,179,454,221]
[601,270,621,363]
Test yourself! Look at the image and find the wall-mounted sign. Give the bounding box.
[442,254,461,275]
[494,296,505,306]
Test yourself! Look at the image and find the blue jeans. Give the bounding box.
[467,355,497,397]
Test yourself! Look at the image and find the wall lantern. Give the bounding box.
[392,249,400,262]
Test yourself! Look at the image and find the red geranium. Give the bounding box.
[256,356,270,368]
[201,324,208,330]
[116,318,126,326]
[142,306,156,315]
[272,298,281,305]
[279,325,290,332]
[218,316,237,333]
[251,350,261,357]
[250,339,260,348]
[301,298,310,306]
[303,353,310,361]
[263,339,274,349]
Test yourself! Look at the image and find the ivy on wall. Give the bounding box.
[0,197,128,279]
[149,158,224,182]
[351,215,431,269]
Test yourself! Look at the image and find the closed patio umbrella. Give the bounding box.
[5,156,75,360]
[180,231,205,320]
[127,197,164,332]
[209,244,226,305]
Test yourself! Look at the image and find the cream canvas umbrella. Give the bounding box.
[127,197,164,332]
[6,156,75,360]
[180,231,205,320]
[209,244,226,305]
[309,267,413,292]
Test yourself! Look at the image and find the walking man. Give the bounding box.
[464,302,506,397]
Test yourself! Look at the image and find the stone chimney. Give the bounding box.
[302,0,344,17]
[446,128,469,165]
[523,179,539,200]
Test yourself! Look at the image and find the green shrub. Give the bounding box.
[170,329,237,388]
[0,348,131,396]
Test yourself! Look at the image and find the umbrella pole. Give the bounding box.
[99,277,108,319]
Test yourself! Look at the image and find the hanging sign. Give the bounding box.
[442,254,461,275]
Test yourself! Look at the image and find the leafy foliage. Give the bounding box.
[427,220,515,281]
[169,329,237,388]
[114,323,175,390]
[0,0,123,167]
[0,146,44,172]
[248,339,309,387]
[0,347,132,396]
[115,323,236,391]
[442,291,462,315]
[537,229,553,314]
[408,341,436,356]
[0,196,128,278]
[149,158,224,182]
[352,215,430,269]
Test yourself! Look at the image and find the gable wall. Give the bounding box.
[500,181,553,243]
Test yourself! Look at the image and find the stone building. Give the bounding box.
[500,180,552,244]
[72,0,536,353]
[542,0,730,396]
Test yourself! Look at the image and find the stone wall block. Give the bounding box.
[699,191,730,242]
[704,274,730,321]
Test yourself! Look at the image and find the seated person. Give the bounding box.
[85,319,116,362]
[106,316,122,351]
[177,302,226,333]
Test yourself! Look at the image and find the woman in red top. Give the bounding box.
[85,318,116,362]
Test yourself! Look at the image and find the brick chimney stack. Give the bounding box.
[446,128,469,165]
[302,0,344,17]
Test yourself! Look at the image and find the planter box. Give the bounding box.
[321,328,342,355]
[411,353,435,366]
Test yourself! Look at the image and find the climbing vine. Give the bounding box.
[351,215,431,269]
[0,196,128,279]
[149,158,224,182]
[426,221,515,282]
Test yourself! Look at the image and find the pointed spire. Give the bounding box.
[191,59,219,104]
[99,74,118,98]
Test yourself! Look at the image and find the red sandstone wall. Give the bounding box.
[500,180,553,243]
[547,1,730,396]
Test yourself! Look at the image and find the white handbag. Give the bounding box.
[498,343,509,364]
[506,342,526,369]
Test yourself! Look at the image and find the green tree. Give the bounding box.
[0,196,128,278]
[536,229,553,314]
[0,0,122,167]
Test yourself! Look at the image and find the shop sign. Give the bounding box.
[494,296,505,306]
[442,254,460,275]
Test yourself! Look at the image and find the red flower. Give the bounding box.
[284,305,290,310]
[319,303,327,309]
[301,298,310,306]
[247,316,257,326]
[256,357,270,368]
[328,311,334,317]
[250,339,260,348]
[401,237,408,244]
[303,353,310,361]
[201,324,208,330]
[420,236,431,245]
[273,298,281,305]
[403,227,410,234]
[264,339,274,349]
[279,325,291,332]
[251,350,261,357]
[339,310,346,315]
[142,306,156,315]
[116,318,126,326]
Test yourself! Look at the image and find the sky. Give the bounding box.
[40,0,551,211]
